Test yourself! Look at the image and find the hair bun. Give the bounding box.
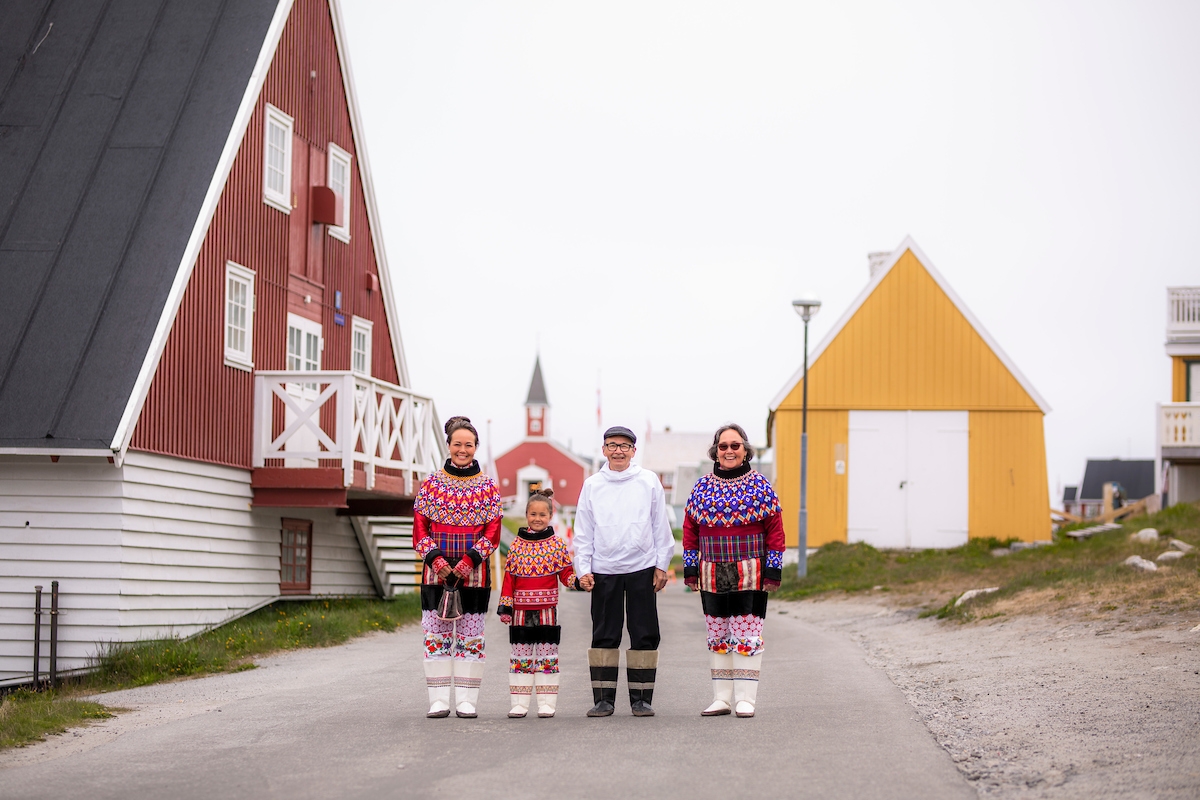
[444,415,472,436]
[533,487,554,500]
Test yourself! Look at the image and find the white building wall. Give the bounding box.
[0,451,376,683]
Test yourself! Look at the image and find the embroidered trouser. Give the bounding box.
[700,588,768,656]
[420,583,491,661]
[508,608,560,673]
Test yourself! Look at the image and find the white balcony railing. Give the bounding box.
[1159,403,1199,449]
[1167,287,1200,339]
[252,370,445,495]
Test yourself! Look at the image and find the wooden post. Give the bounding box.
[1102,482,1114,516]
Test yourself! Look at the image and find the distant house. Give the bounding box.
[767,237,1051,549]
[0,0,443,686]
[637,429,712,522]
[493,358,591,511]
[1157,287,1200,505]
[1064,460,1156,518]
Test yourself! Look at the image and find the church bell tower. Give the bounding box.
[525,357,549,438]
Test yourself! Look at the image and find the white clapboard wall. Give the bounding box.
[0,451,376,685]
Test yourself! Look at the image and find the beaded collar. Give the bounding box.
[684,463,781,528]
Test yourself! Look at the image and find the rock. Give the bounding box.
[991,548,1011,557]
[1170,539,1195,553]
[955,587,1000,607]
[1123,555,1158,572]
[1131,528,1159,543]
[1156,551,1185,563]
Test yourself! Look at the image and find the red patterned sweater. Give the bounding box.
[682,462,786,587]
[497,528,576,614]
[412,460,503,586]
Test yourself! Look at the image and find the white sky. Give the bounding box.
[339,1,1200,495]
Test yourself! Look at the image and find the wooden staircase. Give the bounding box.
[350,516,422,598]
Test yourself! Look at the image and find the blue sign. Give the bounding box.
[334,313,345,326]
[334,290,343,310]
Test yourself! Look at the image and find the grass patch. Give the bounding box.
[777,502,1200,622]
[91,595,421,690]
[0,689,114,749]
[2,595,421,751]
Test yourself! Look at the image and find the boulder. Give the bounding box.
[1170,539,1195,553]
[1124,555,1158,572]
[1156,551,1185,563]
[1131,528,1159,543]
[955,587,1001,607]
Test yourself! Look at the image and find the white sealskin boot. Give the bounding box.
[701,651,734,716]
[454,660,484,718]
[424,660,452,718]
[732,654,762,718]
[534,672,559,718]
[508,673,534,718]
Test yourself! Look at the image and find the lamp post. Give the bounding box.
[792,294,821,577]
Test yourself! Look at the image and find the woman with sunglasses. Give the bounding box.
[682,423,785,718]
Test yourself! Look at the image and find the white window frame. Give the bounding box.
[326,143,352,242]
[263,104,293,214]
[351,316,373,377]
[223,261,255,371]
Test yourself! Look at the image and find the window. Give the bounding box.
[280,519,312,594]
[327,143,351,242]
[223,262,255,369]
[1189,360,1200,403]
[263,104,293,213]
[351,316,372,377]
[286,313,322,396]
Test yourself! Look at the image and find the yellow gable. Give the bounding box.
[777,248,1041,412]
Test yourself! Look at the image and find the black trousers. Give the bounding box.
[590,566,660,650]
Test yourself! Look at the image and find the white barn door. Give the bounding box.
[847,411,969,549]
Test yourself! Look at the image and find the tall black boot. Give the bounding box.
[626,649,658,717]
[587,648,619,717]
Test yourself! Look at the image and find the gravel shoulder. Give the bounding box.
[784,594,1200,799]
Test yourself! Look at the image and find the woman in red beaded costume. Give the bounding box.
[412,416,503,718]
[497,488,576,718]
[682,423,785,718]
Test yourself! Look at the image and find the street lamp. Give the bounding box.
[792,294,821,578]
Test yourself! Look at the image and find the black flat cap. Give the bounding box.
[603,425,637,444]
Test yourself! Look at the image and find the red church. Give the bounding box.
[494,358,591,510]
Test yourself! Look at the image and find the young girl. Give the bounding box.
[497,488,576,718]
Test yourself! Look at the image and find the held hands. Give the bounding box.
[452,557,474,582]
[653,568,668,592]
[578,574,595,592]
[434,558,453,582]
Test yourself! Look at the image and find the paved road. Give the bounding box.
[1,586,973,800]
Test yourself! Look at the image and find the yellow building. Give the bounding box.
[768,237,1051,549]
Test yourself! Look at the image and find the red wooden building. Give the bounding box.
[494,358,592,510]
[0,0,442,685]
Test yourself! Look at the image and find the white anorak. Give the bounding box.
[573,463,675,576]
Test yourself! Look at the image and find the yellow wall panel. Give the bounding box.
[968,411,1050,542]
[772,408,847,547]
[1172,356,1187,402]
[777,250,1042,412]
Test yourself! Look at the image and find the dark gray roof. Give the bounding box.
[1079,460,1156,501]
[1062,486,1077,503]
[0,0,278,449]
[525,356,548,406]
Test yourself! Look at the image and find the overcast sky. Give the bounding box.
[339,1,1200,495]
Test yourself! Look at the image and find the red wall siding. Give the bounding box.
[131,0,401,468]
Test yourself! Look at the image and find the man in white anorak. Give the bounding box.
[574,425,675,717]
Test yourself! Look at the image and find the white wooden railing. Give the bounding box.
[1159,403,1199,448]
[252,371,445,495]
[1167,287,1200,338]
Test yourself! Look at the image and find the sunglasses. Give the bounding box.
[718,442,742,452]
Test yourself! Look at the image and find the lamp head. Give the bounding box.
[792,294,822,323]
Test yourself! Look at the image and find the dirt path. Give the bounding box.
[785,595,1200,799]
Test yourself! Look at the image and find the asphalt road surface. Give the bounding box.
[1,585,974,800]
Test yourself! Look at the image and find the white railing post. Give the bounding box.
[252,373,265,467]
[341,373,355,486]
[364,376,378,491]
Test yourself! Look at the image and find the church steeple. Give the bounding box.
[525,357,549,438]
